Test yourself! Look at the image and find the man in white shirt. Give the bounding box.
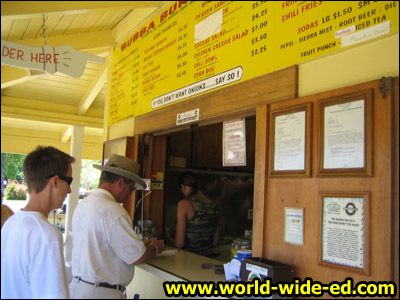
[1,146,75,299]
[69,154,165,299]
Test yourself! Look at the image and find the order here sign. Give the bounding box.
[1,40,105,78]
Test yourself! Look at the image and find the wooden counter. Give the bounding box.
[147,247,226,282]
[126,247,227,299]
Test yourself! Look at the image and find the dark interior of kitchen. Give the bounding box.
[162,116,256,262]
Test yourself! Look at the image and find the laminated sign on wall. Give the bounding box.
[223,119,246,166]
[151,172,164,190]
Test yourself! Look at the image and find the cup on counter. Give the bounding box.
[235,250,252,281]
[237,249,252,262]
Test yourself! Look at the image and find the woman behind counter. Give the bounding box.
[174,171,220,257]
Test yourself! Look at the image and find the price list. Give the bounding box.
[176,24,188,79]
[109,46,140,125]
[109,1,276,123]
[139,15,193,114]
[108,1,398,125]
[250,1,268,57]
[275,1,398,70]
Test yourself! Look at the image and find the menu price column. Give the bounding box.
[250,1,269,58]
[131,52,140,104]
[176,24,189,79]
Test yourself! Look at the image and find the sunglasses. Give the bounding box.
[59,175,73,186]
[48,175,73,186]
[123,178,136,191]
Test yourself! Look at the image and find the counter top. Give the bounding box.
[146,246,227,282]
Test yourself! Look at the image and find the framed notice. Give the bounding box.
[284,207,304,245]
[319,192,370,275]
[223,118,246,166]
[269,104,311,177]
[317,90,373,177]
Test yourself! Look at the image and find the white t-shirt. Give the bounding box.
[1,211,70,299]
[71,188,145,287]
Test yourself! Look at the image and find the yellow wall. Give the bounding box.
[106,33,399,139]
[6,33,396,157]
[299,34,399,97]
[1,130,102,160]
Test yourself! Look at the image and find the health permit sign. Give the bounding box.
[108,1,398,125]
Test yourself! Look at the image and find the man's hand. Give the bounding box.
[149,239,165,255]
[134,239,166,265]
[144,237,158,246]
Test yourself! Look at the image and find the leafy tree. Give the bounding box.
[2,153,26,183]
[80,159,101,190]
[5,180,27,200]
[1,153,100,193]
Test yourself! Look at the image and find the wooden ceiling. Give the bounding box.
[1,1,166,155]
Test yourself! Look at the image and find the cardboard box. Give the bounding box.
[241,257,293,283]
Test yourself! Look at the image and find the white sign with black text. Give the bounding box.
[176,108,200,125]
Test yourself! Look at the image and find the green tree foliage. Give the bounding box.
[2,153,26,183]
[1,153,100,196]
[80,159,101,190]
[5,180,27,200]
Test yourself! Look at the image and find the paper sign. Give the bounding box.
[342,21,391,47]
[323,99,365,169]
[151,172,164,190]
[322,197,365,269]
[223,119,246,166]
[285,207,304,245]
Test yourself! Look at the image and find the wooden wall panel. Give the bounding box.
[122,136,139,222]
[192,123,223,168]
[263,79,395,288]
[167,131,192,167]
[252,104,268,257]
[148,135,167,237]
[134,66,298,135]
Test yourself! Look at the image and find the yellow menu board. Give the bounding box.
[109,1,398,125]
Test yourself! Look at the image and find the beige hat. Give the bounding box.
[93,154,146,190]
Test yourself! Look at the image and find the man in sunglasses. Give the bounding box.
[1,146,75,299]
[69,154,165,299]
